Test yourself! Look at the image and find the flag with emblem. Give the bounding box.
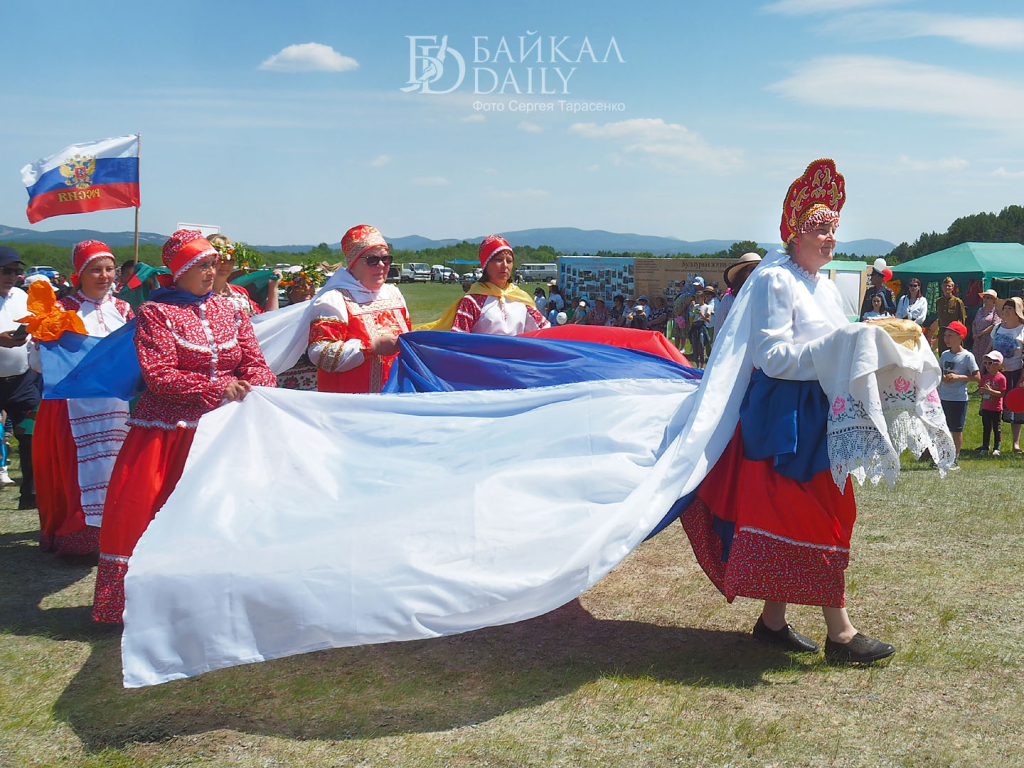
[20,135,140,224]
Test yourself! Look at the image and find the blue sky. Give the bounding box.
[2,0,1023,246]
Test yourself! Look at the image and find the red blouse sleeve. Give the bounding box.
[452,295,483,333]
[134,304,234,410]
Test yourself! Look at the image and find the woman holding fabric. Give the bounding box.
[307,225,411,393]
[681,159,897,664]
[93,229,276,622]
[34,240,134,556]
[208,234,280,315]
[449,236,550,335]
[895,278,927,326]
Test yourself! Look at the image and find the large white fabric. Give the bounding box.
[120,250,953,688]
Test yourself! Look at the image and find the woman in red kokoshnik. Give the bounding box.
[35,240,133,556]
[451,236,550,335]
[92,230,276,623]
[307,225,411,393]
[681,160,896,664]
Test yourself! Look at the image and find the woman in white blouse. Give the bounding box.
[895,278,927,326]
[681,159,896,665]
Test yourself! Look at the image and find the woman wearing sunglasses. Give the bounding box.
[307,225,411,393]
[895,278,927,327]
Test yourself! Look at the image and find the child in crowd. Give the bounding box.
[977,350,1007,456]
[937,322,980,466]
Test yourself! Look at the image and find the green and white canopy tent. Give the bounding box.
[889,242,1024,294]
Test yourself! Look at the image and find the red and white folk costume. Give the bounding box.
[36,241,133,556]
[451,236,549,335]
[93,230,275,623]
[681,159,855,607]
[307,225,411,393]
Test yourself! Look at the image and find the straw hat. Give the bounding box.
[723,252,762,289]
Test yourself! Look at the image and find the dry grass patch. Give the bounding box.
[2,429,1023,767]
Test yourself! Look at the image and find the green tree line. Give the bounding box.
[885,204,1024,264]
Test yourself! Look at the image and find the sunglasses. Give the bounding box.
[1,267,24,276]
[363,254,393,267]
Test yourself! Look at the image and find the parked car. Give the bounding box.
[465,268,483,283]
[25,265,59,280]
[431,266,458,283]
[387,265,401,283]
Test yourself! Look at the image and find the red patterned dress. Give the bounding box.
[307,281,410,393]
[92,295,276,622]
[35,291,133,556]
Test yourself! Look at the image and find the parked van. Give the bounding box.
[400,262,431,282]
[519,263,558,283]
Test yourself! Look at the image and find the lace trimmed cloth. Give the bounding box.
[811,323,955,487]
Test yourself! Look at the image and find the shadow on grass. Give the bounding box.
[3,515,808,750]
[50,597,809,750]
[0,529,111,643]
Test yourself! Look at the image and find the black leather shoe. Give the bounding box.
[18,494,36,510]
[824,633,896,664]
[752,615,820,653]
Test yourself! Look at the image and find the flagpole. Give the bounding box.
[133,132,141,266]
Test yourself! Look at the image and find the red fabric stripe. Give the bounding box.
[34,400,89,553]
[26,182,140,224]
[523,324,691,365]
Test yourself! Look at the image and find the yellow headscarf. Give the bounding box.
[414,282,538,331]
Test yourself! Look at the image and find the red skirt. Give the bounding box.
[34,400,99,556]
[92,425,195,623]
[681,427,856,608]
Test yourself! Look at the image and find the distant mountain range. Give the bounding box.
[0,224,896,259]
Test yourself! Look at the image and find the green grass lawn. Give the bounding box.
[2,362,1022,766]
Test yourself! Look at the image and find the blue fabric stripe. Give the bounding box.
[384,330,702,394]
[43,321,143,401]
[26,157,139,199]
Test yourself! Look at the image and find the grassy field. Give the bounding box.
[2,333,1022,767]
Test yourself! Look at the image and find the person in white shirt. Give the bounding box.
[0,247,41,509]
[895,279,927,326]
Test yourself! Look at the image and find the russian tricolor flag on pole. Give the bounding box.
[20,135,140,224]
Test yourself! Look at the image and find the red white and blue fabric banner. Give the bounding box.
[20,135,140,224]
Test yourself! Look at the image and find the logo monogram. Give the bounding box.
[401,36,465,95]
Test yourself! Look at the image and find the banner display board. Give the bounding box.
[634,258,733,304]
[557,257,634,302]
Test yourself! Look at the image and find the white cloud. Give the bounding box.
[898,155,969,171]
[762,0,899,15]
[992,167,1024,179]
[370,154,391,167]
[461,113,486,123]
[586,164,600,172]
[259,43,359,73]
[411,176,451,187]
[484,188,551,200]
[770,56,1024,127]
[568,118,742,171]
[518,121,543,133]
[827,11,1024,50]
